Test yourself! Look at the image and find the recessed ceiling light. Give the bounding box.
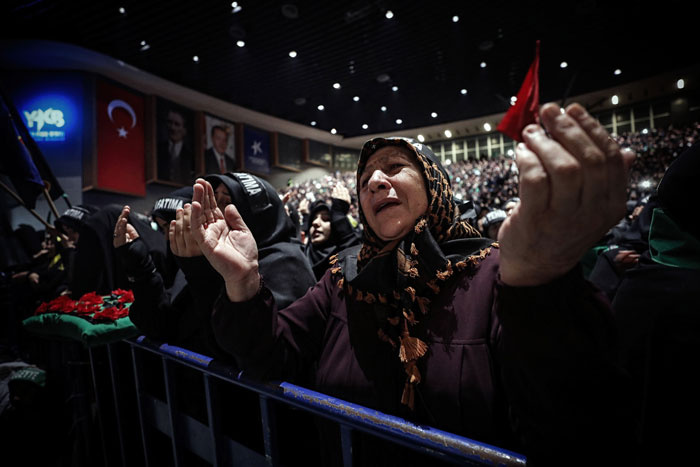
[385,10,394,19]
[452,16,459,23]
[480,62,487,68]
[611,95,619,105]
[289,50,297,58]
[310,121,317,126]
[417,134,425,142]
[236,40,245,47]
[483,123,492,131]
[231,2,242,13]
[460,89,468,95]
[396,118,403,124]
[510,96,517,105]
[118,7,126,14]
[317,104,325,111]
[444,130,452,138]
[677,78,685,89]
[353,96,360,102]
[392,86,399,92]
[381,106,387,111]
[560,61,568,69]
[362,124,369,129]
[333,82,341,89]
[192,55,199,62]
[330,128,337,134]
[140,40,146,46]
[431,112,438,118]
[614,68,622,75]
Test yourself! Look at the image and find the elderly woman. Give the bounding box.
[190,103,635,465]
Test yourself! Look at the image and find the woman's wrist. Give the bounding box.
[224,270,262,302]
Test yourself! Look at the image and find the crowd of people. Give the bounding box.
[1,108,698,466]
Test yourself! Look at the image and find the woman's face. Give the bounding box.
[359,146,428,242]
[309,209,332,244]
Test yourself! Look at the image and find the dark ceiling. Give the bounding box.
[2,0,699,138]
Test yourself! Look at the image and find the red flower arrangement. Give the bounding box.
[76,292,104,316]
[94,306,129,322]
[34,289,135,323]
[48,295,76,313]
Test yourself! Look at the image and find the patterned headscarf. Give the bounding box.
[329,137,493,410]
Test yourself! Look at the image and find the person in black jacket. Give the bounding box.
[113,188,211,356]
[302,182,361,281]
[612,141,700,466]
[71,204,166,298]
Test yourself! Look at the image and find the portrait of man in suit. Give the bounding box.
[157,102,195,185]
[204,115,235,175]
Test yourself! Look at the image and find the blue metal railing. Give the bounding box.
[88,336,526,466]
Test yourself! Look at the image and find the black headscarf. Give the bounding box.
[304,198,361,281]
[205,172,315,309]
[54,204,99,235]
[151,186,194,224]
[151,186,194,290]
[329,136,493,409]
[71,204,167,297]
[656,141,700,239]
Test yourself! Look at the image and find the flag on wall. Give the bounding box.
[243,126,270,174]
[0,87,64,209]
[96,80,145,195]
[497,40,541,142]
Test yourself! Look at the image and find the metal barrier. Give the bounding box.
[87,336,527,467]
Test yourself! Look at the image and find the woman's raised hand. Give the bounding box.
[113,205,140,248]
[497,102,636,286]
[189,178,261,302]
[168,204,203,257]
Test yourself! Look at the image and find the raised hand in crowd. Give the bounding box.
[168,203,204,258]
[497,102,636,286]
[298,197,310,216]
[331,181,351,204]
[189,178,260,302]
[112,205,140,248]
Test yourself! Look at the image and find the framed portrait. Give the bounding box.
[202,114,236,175]
[155,98,195,186]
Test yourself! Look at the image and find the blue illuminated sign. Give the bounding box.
[20,92,79,142]
[3,71,86,179]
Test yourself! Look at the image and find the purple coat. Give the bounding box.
[212,248,633,464]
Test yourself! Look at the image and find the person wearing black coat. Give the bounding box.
[612,141,700,466]
[302,182,361,281]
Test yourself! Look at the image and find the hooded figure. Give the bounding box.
[24,204,100,299]
[303,193,361,281]
[211,136,630,465]
[71,204,166,297]
[150,185,194,293]
[191,172,317,313]
[612,141,700,466]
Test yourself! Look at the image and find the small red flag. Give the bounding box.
[497,40,541,142]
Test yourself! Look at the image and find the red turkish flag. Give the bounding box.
[96,80,146,195]
[497,41,541,142]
